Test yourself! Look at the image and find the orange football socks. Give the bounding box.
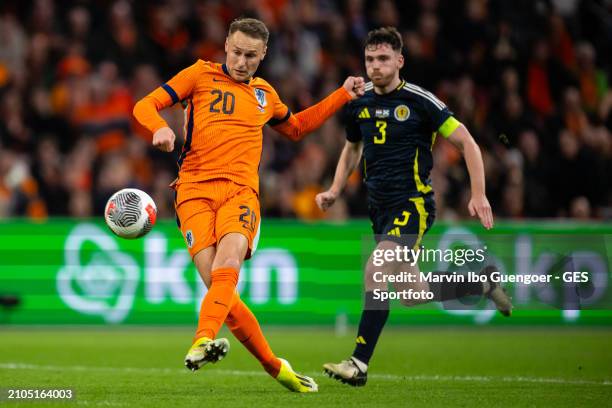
[225,293,282,377]
[194,267,239,341]
[194,267,281,377]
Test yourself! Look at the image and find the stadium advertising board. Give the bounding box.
[0,220,610,325]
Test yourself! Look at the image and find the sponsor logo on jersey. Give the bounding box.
[358,107,370,119]
[394,104,410,121]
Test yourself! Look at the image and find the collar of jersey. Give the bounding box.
[221,63,251,85]
[373,79,405,97]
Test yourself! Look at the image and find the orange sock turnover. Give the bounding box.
[225,292,282,377]
[194,267,239,341]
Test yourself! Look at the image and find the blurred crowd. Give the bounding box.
[0,0,610,222]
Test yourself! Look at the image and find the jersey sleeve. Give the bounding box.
[270,87,352,141]
[133,61,204,134]
[411,85,454,134]
[163,60,203,103]
[265,87,291,127]
[344,104,362,142]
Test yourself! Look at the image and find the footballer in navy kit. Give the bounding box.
[316,27,512,386]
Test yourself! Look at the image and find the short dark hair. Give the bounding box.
[365,27,403,51]
[228,18,269,44]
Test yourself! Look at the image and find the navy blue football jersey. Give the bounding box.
[345,80,455,207]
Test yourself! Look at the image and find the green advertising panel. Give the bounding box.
[0,219,610,325]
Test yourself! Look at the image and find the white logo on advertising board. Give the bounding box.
[57,224,138,323]
[56,224,299,323]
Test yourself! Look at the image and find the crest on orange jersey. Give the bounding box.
[254,88,267,108]
[185,230,194,248]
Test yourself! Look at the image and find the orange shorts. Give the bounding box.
[174,179,261,259]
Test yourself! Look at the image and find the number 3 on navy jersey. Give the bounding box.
[374,120,386,144]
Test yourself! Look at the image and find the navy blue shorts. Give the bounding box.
[369,195,436,248]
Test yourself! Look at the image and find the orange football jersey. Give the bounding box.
[133,59,351,194]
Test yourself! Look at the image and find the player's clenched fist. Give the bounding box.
[343,76,366,99]
[315,190,339,211]
[152,127,176,152]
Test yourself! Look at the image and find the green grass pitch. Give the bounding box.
[1,327,611,407]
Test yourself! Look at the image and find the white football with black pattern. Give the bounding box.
[104,188,157,239]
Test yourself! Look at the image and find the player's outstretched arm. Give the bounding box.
[316,140,363,211]
[273,76,365,141]
[447,124,494,229]
[133,92,179,152]
[133,61,201,152]
[132,93,176,152]
[133,92,174,148]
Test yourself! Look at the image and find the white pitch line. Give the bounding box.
[1,362,610,387]
[369,373,612,386]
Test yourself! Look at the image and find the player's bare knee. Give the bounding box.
[194,247,215,288]
[364,264,376,284]
[364,263,386,291]
[214,257,241,271]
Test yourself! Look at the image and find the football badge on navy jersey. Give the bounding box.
[394,105,410,121]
